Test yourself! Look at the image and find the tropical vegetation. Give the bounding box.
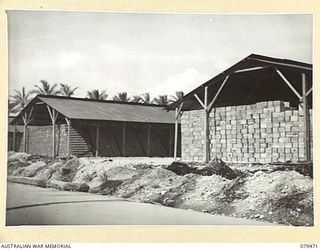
[32,80,61,95]
[9,87,32,113]
[86,89,108,100]
[9,79,184,115]
[113,92,130,102]
[59,84,78,97]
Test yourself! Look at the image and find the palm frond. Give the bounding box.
[153,95,169,105]
[32,80,61,95]
[131,95,142,103]
[113,92,130,102]
[86,89,108,100]
[141,93,152,104]
[169,91,184,104]
[59,83,78,97]
[10,86,32,110]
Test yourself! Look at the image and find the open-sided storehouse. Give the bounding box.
[10,95,181,158]
[167,54,313,163]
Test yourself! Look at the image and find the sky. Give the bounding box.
[7,11,313,100]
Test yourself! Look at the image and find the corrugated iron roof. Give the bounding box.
[11,95,176,125]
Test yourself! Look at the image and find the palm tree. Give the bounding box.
[153,95,169,105]
[86,89,108,100]
[169,91,184,104]
[32,80,60,95]
[131,95,142,103]
[59,84,78,97]
[113,92,131,102]
[10,87,32,111]
[141,93,152,104]
[8,99,19,114]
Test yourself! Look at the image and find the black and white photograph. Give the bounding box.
[6,11,313,227]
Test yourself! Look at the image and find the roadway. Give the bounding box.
[6,182,274,226]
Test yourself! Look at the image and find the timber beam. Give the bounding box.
[122,122,126,157]
[275,69,302,100]
[47,105,59,157]
[22,107,34,153]
[65,117,71,158]
[95,122,100,157]
[302,73,311,161]
[174,102,183,161]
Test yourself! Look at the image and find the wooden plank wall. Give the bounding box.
[69,121,176,157]
[70,124,95,157]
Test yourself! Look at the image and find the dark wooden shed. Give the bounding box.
[9,95,180,158]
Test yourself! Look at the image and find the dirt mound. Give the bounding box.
[229,163,313,178]
[114,167,187,203]
[232,170,313,226]
[7,152,31,163]
[203,158,239,179]
[7,161,31,176]
[19,161,47,177]
[34,161,65,180]
[6,154,314,226]
[104,166,138,181]
[166,158,238,180]
[271,163,313,178]
[51,158,80,182]
[47,180,90,192]
[178,174,230,212]
[91,180,123,195]
[166,162,199,175]
[71,158,139,192]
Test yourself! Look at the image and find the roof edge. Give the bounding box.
[37,94,168,108]
[248,54,312,70]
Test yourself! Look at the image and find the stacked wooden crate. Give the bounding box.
[181,110,205,162]
[181,100,312,163]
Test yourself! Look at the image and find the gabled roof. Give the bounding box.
[167,54,312,111]
[10,95,176,125]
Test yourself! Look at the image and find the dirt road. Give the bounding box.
[6,182,275,226]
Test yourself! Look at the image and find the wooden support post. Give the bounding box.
[95,122,100,157]
[174,108,179,161]
[173,102,184,161]
[12,123,17,151]
[147,124,151,156]
[52,109,56,157]
[204,86,210,163]
[122,122,126,157]
[302,73,310,161]
[193,88,211,162]
[205,115,210,162]
[169,126,173,156]
[47,106,58,158]
[22,114,27,153]
[65,117,71,159]
[23,124,27,153]
[20,108,34,153]
[192,75,230,162]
